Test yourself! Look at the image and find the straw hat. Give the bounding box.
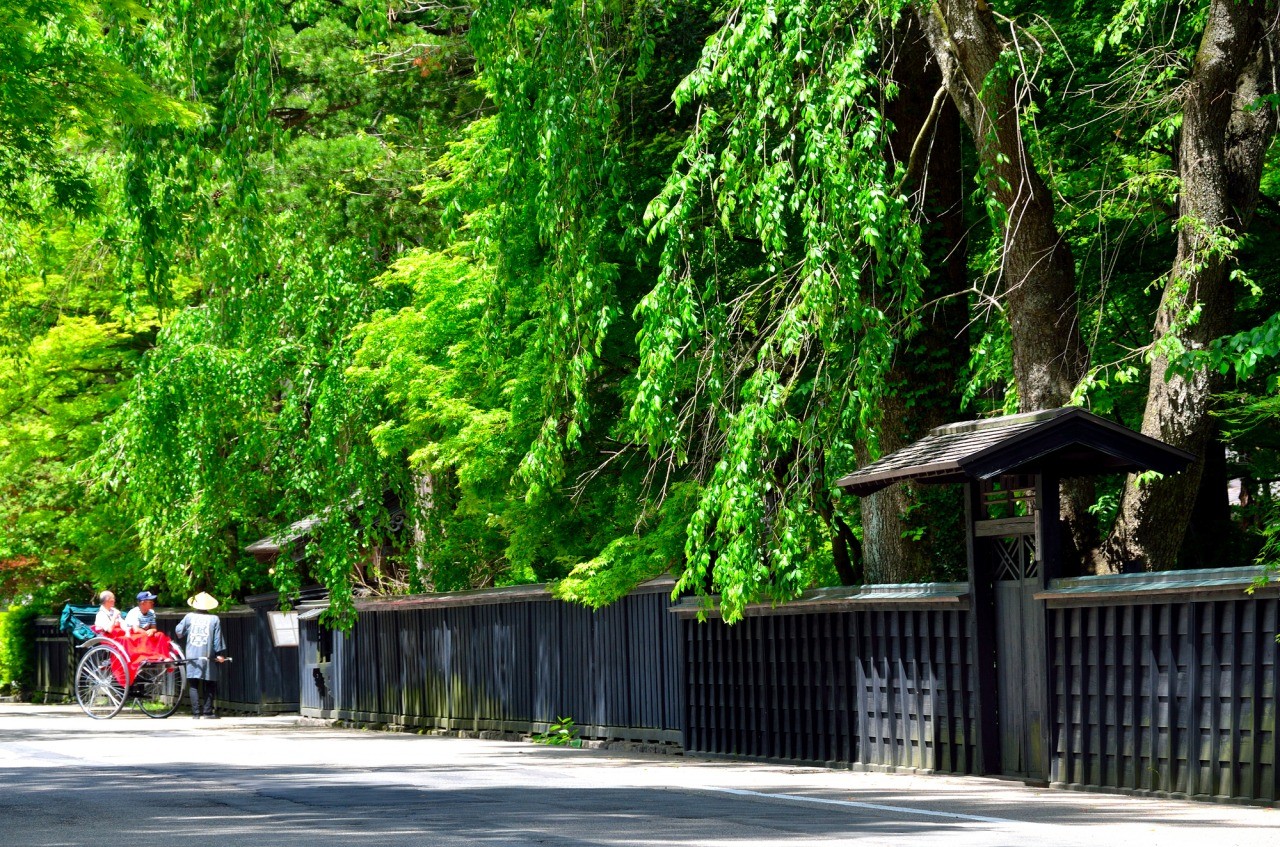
[187,591,219,611]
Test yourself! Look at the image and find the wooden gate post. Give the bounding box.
[964,481,1001,775]
[1035,472,1061,783]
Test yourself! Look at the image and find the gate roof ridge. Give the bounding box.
[837,407,1194,496]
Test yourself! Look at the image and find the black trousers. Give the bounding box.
[188,678,218,716]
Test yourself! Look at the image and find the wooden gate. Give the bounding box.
[970,475,1052,782]
[836,408,1196,786]
[989,530,1048,779]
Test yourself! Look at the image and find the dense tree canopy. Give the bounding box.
[2,0,1279,624]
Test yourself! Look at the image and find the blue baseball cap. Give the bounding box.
[137,591,158,602]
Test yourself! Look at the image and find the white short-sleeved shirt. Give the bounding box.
[95,606,123,631]
[125,607,156,630]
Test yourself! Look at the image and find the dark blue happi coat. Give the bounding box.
[175,612,226,680]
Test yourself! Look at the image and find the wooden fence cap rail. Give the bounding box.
[154,605,256,618]
[669,582,970,618]
[346,575,678,612]
[1035,565,1277,606]
[243,586,328,607]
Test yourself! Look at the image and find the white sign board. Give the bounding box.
[267,610,300,648]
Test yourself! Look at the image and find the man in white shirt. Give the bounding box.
[124,591,159,634]
[94,591,123,632]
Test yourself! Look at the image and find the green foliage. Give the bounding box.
[1218,390,1280,581]
[350,180,696,597]
[7,0,1280,628]
[86,0,477,624]
[0,172,154,607]
[350,0,714,601]
[350,245,523,590]
[554,482,699,608]
[531,715,582,746]
[635,0,924,620]
[0,605,40,694]
[466,0,678,495]
[0,0,195,218]
[1187,312,1280,388]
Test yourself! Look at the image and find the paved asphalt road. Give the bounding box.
[0,704,1275,846]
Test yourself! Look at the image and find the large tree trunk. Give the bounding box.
[915,0,1095,572]
[1104,2,1279,571]
[915,0,1087,409]
[859,13,969,583]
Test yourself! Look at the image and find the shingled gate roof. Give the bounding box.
[836,407,1195,496]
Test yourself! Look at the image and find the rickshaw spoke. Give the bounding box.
[85,665,114,686]
[75,643,128,719]
[134,647,187,718]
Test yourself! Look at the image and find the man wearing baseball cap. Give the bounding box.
[124,591,159,635]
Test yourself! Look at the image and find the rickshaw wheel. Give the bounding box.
[135,645,188,719]
[75,642,129,720]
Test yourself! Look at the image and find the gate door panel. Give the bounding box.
[991,532,1047,779]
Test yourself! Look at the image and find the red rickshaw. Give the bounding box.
[60,604,191,719]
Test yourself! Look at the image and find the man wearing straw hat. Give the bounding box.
[175,592,227,719]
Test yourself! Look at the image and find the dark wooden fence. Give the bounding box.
[678,584,978,774]
[1043,569,1278,803]
[33,617,74,697]
[212,598,300,714]
[32,601,298,715]
[28,566,1279,806]
[679,568,1278,805]
[299,579,683,743]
